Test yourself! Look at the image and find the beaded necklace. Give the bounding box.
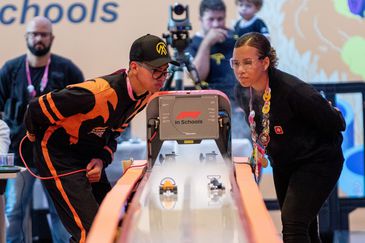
[248,82,271,182]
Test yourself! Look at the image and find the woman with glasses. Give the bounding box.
[233,32,345,243]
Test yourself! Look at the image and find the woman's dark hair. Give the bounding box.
[199,0,226,17]
[234,32,278,69]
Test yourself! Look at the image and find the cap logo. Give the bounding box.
[156,42,167,56]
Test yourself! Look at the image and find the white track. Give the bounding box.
[124,140,249,243]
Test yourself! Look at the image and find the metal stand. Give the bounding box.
[146,90,231,169]
[162,50,203,91]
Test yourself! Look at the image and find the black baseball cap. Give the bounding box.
[129,34,179,67]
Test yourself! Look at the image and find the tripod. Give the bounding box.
[162,49,203,90]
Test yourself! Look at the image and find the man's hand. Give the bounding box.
[86,158,104,183]
[26,131,36,142]
[204,28,228,47]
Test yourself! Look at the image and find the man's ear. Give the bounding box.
[129,61,138,72]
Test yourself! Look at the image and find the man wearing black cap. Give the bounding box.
[23,34,177,242]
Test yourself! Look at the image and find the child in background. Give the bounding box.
[233,0,270,39]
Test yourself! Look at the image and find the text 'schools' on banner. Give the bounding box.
[0,0,119,25]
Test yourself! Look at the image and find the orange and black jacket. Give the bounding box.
[24,69,150,167]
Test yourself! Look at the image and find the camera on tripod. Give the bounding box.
[162,3,206,91]
[163,3,192,54]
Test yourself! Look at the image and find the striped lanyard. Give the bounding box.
[25,58,51,97]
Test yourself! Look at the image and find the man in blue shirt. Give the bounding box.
[186,0,249,139]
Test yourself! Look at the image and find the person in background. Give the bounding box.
[233,32,345,243]
[186,0,249,139]
[0,119,10,243]
[0,16,84,243]
[24,34,178,242]
[233,0,270,39]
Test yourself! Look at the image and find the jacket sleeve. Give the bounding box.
[24,79,120,166]
[289,83,346,134]
[0,120,10,154]
[97,131,120,166]
[24,85,95,135]
[0,62,12,112]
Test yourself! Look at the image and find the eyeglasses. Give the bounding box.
[26,32,52,38]
[229,56,265,70]
[137,62,172,80]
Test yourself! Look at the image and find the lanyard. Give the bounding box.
[25,58,51,97]
[248,82,271,182]
[126,71,136,101]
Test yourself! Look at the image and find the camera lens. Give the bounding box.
[173,3,185,15]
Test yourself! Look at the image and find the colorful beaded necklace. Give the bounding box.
[248,82,271,182]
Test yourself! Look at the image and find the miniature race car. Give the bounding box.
[199,151,218,162]
[207,176,225,191]
[158,152,177,163]
[159,177,178,195]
